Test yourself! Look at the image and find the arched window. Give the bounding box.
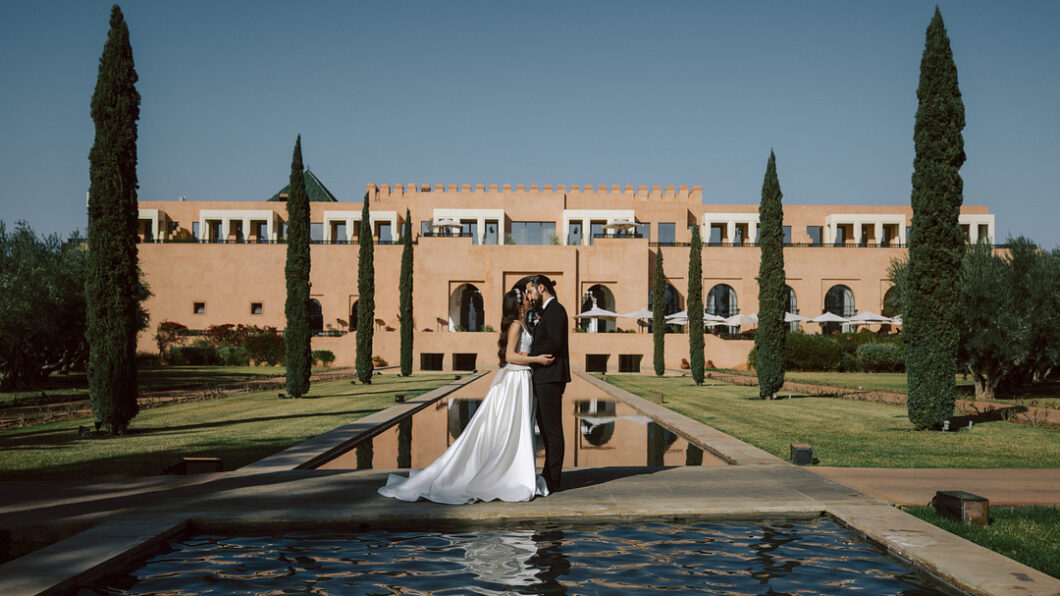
[309,299,323,333]
[647,282,682,332]
[707,284,739,334]
[784,285,799,331]
[824,285,855,334]
[449,284,484,331]
[580,284,616,333]
[349,300,358,331]
[882,286,900,318]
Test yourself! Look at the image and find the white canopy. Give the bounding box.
[784,312,811,323]
[617,308,654,319]
[430,217,462,230]
[848,311,892,324]
[811,311,850,323]
[574,305,619,319]
[723,313,758,327]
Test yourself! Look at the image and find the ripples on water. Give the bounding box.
[90,518,946,595]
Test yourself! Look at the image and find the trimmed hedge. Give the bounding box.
[748,332,904,372]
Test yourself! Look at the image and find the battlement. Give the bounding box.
[365,183,703,202]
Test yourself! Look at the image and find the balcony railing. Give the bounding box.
[650,241,916,248]
[591,233,644,239]
[419,232,475,238]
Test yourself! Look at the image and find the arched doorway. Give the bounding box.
[449,284,484,332]
[824,284,855,334]
[647,282,682,332]
[707,284,739,334]
[309,299,323,333]
[349,300,358,331]
[580,284,616,333]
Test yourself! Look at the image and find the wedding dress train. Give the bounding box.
[378,327,549,504]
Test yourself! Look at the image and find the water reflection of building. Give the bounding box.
[577,399,616,447]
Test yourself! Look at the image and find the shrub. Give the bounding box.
[857,342,905,372]
[313,350,336,368]
[372,355,388,367]
[216,346,250,366]
[244,327,285,366]
[155,321,188,361]
[170,345,218,365]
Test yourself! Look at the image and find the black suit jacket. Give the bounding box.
[530,298,571,384]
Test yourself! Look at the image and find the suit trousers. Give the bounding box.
[534,380,565,492]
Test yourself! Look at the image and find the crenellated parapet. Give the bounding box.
[365,182,703,202]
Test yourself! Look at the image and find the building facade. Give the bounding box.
[136,179,995,371]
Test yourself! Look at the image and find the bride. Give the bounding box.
[378,288,553,504]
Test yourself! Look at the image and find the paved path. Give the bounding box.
[809,467,1060,506]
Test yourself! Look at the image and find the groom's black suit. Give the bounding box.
[529,296,570,492]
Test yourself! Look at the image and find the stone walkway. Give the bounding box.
[1,371,1058,595]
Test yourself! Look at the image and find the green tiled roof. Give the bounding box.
[268,169,339,202]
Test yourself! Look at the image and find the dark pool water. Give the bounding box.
[89,518,948,595]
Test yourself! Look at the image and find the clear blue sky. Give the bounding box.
[2,1,1058,248]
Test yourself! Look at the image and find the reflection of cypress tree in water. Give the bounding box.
[446,399,481,441]
[647,422,678,466]
[397,416,412,469]
[747,524,801,582]
[685,444,704,466]
[528,530,571,591]
[356,440,373,470]
[576,400,616,447]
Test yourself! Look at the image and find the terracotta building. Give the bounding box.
[136,175,995,371]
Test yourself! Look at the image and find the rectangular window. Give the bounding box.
[192,221,200,239]
[279,222,287,241]
[193,302,205,314]
[635,223,650,241]
[421,221,431,236]
[209,221,222,243]
[483,221,498,245]
[658,222,676,245]
[378,222,392,243]
[461,222,477,245]
[510,221,555,245]
[709,224,724,244]
[834,226,847,246]
[589,222,604,245]
[783,226,792,244]
[806,226,823,246]
[332,223,346,243]
[251,302,263,315]
[310,223,324,243]
[568,222,582,245]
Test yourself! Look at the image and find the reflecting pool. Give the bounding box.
[319,371,726,470]
[89,518,948,595]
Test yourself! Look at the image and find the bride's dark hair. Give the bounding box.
[497,288,523,366]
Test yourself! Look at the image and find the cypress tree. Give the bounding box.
[687,226,704,385]
[906,8,966,429]
[283,136,312,398]
[356,198,376,384]
[399,208,414,376]
[86,5,142,433]
[756,150,786,399]
[652,248,665,376]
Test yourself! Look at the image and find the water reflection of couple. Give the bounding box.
[379,275,571,504]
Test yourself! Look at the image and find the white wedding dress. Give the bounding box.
[378,324,549,504]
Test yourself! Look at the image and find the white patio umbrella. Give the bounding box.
[784,312,811,323]
[811,311,850,324]
[617,308,654,319]
[723,313,758,327]
[890,315,903,325]
[574,305,620,319]
[848,311,891,324]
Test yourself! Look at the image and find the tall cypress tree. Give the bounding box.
[906,8,966,429]
[356,198,376,384]
[284,136,312,398]
[756,150,786,399]
[86,5,142,433]
[687,226,704,385]
[652,248,666,376]
[399,208,414,376]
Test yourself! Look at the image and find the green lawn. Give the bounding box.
[905,506,1060,579]
[602,375,1060,468]
[0,373,451,481]
[0,366,313,407]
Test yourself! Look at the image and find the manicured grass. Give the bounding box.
[905,506,1060,579]
[0,366,312,407]
[601,375,1060,468]
[0,374,451,481]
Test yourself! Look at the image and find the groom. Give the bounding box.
[525,275,570,493]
